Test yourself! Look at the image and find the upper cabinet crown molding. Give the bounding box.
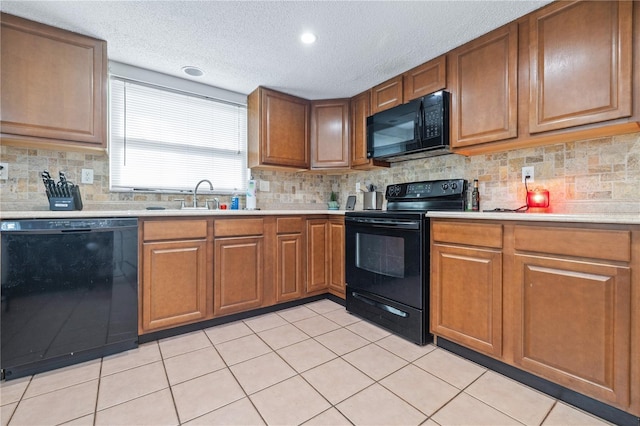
[528,0,633,133]
[0,13,107,149]
[449,22,519,148]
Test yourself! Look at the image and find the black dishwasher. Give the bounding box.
[1,218,138,380]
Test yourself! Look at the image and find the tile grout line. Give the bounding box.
[246,304,433,424]
[249,312,339,424]
[157,340,182,425]
[195,322,268,426]
[245,303,367,424]
[5,375,33,426]
[91,358,104,426]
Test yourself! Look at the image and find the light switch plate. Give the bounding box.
[259,180,270,192]
[0,163,8,180]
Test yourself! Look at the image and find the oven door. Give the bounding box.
[345,215,426,309]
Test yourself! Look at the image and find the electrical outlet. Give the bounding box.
[81,168,94,184]
[356,182,361,192]
[259,180,270,192]
[522,166,534,183]
[0,163,8,180]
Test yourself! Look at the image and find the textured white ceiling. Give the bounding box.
[1,1,552,100]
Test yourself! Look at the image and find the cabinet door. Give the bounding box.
[350,91,370,167]
[513,254,631,406]
[449,23,518,148]
[529,1,632,133]
[328,219,345,297]
[275,233,304,302]
[403,56,447,102]
[310,99,350,169]
[141,240,207,333]
[249,87,309,169]
[307,220,329,293]
[214,236,264,316]
[431,244,503,357]
[371,75,403,114]
[1,13,106,147]
[350,91,388,170]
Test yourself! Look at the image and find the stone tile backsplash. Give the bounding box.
[2,132,639,213]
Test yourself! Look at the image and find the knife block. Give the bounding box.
[47,186,83,211]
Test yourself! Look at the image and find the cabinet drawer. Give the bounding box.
[432,221,502,248]
[514,226,630,262]
[144,219,208,241]
[215,218,264,237]
[276,217,303,234]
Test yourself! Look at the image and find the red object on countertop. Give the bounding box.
[527,189,550,208]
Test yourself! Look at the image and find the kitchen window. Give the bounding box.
[109,70,247,193]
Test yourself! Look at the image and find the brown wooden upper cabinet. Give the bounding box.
[349,90,390,170]
[403,56,447,102]
[528,1,633,133]
[350,91,371,168]
[247,87,310,170]
[310,99,350,169]
[371,75,403,114]
[0,13,107,148]
[449,23,519,148]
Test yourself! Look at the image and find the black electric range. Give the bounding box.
[344,179,467,344]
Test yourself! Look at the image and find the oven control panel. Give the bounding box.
[386,179,467,200]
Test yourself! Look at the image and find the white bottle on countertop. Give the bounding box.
[246,179,257,210]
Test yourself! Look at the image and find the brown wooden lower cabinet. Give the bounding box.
[140,215,346,334]
[141,239,208,333]
[275,217,305,302]
[513,254,631,407]
[431,244,502,357]
[430,218,639,416]
[214,219,265,317]
[140,219,211,334]
[306,217,346,298]
[307,219,329,294]
[327,218,345,297]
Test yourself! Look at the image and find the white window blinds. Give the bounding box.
[110,77,248,193]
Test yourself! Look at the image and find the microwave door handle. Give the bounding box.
[415,101,424,140]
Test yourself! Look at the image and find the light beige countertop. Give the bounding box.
[427,210,640,225]
[0,209,347,220]
[2,208,638,224]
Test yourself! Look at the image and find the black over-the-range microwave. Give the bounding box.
[367,90,450,161]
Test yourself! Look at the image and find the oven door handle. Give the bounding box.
[351,292,409,318]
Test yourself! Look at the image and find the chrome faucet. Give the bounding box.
[193,179,213,208]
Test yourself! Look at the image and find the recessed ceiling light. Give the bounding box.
[300,32,317,44]
[182,66,204,77]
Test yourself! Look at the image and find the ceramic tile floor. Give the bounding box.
[1,299,613,426]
